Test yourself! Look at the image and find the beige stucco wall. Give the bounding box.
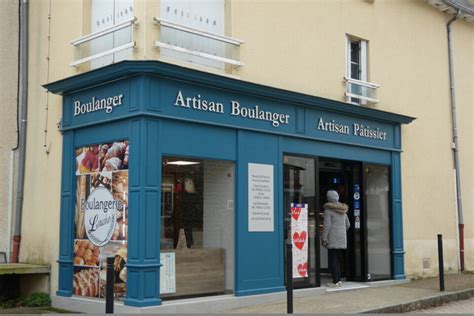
[19,0,473,296]
[453,20,474,271]
[0,0,20,261]
[230,0,473,277]
[19,0,82,293]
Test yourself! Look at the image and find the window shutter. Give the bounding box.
[91,0,115,68]
[113,0,134,63]
[160,0,225,68]
[360,40,368,105]
[360,40,367,82]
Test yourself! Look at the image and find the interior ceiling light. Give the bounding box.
[166,161,200,166]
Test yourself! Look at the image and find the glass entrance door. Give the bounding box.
[318,159,364,283]
[283,155,318,288]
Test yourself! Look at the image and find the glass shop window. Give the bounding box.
[160,157,235,298]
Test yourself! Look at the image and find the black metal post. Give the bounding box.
[106,256,114,313]
[437,234,445,292]
[286,241,293,314]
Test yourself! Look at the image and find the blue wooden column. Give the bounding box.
[57,131,75,296]
[235,130,285,296]
[125,118,162,307]
[391,150,406,279]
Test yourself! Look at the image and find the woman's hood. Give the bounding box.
[323,202,349,213]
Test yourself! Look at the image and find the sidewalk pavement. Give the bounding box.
[226,273,474,314]
[0,273,472,314]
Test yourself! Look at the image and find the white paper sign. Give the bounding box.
[291,203,308,278]
[160,252,176,294]
[248,163,274,232]
[355,217,361,229]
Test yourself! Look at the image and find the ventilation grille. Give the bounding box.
[422,258,431,269]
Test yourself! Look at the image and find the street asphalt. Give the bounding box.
[416,297,474,313]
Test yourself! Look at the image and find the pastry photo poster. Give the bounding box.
[73,140,129,299]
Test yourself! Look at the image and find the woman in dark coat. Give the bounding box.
[322,190,350,287]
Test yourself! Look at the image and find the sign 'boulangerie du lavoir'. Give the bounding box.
[73,140,129,299]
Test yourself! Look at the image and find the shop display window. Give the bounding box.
[160,157,235,298]
[73,140,129,300]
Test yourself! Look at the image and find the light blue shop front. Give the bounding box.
[45,61,414,307]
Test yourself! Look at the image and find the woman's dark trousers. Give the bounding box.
[328,249,341,284]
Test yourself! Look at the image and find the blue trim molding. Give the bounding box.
[57,131,74,297]
[48,61,414,307]
[391,152,406,279]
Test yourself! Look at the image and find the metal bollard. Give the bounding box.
[437,234,445,292]
[286,241,293,314]
[106,256,114,313]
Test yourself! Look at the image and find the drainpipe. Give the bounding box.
[12,0,29,263]
[446,9,464,272]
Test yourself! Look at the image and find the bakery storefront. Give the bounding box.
[45,61,414,309]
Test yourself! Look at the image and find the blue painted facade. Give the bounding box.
[46,61,414,307]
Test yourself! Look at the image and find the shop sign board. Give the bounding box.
[73,94,124,116]
[316,117,388,141]
[248,163,274,232]
[174,90,291,128]
[290,203,308,278]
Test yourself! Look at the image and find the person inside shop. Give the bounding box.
[322,190,350,288]
[182,177,197,248]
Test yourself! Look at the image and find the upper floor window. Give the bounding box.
[70,0,136,69]
[344,36,379,105]
[155,0,243,69]
[347,38,366,82]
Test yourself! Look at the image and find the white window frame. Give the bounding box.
[346,37,367,82]
[346,35,371,105]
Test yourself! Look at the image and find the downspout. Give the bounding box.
[12,0,29,263]
[446,9,464,272]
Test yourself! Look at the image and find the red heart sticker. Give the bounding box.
[293,231,307,250]
[298,263,308,277]
[291,207,301,221]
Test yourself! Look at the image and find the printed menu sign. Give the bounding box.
[291,203,308,278]
[248,163,274,232]
[73,140,129,300]
[160,252,176,294]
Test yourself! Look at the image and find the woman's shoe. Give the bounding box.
[336,281,342,287]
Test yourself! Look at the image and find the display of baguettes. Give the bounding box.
[73,268,100,297]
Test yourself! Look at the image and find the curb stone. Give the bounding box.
[357,288,474,314]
